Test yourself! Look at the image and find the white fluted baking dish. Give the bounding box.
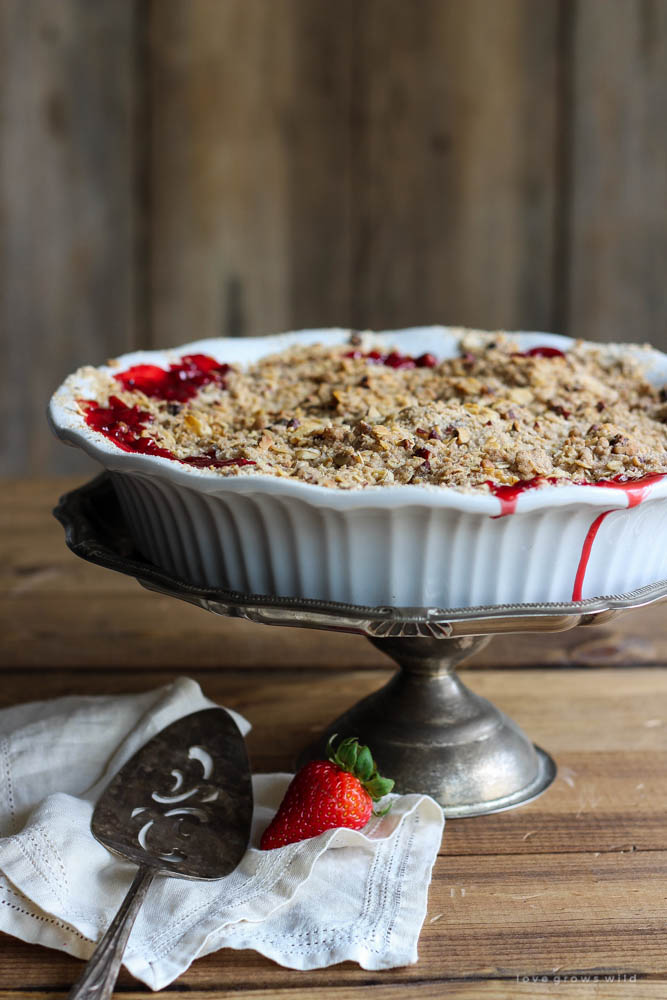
[49,327,667,608]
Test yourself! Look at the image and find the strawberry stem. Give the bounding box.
[326,735,395,802]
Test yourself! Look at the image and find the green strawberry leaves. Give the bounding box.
[327,734,395,804]
[365,775,394,799]
[331,734,358,771]
[356,746,374,781]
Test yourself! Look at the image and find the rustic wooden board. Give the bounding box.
[567,0,667,344]
[148,0,560,342]
[148,0,299,344]
[0,968,662,1000]
[0,987,663,1000]
[3,843,667,992]
[0,665,666,859]
[346,0,560,334]
[0,663,666,995]
[0,0,142,477]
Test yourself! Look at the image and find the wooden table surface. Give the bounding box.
[3,478,667,999]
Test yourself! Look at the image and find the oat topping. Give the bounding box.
[76,332,667,492]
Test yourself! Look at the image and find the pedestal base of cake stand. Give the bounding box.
[297,635,556,817]
[55,475,667,819]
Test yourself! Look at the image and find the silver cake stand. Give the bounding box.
[55,475,667,817]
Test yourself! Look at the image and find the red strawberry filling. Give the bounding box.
[115,354,231,402]
[512,346,566,359]
[80,395,254,470]
[344,349,438,369]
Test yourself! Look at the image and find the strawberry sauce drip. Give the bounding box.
[585,473,666,508]
[487,472,666,518]
[570,473,666,600]
[485,477,557,516]
[115,354,231,402]
[571,511,612,602]
[80,396,255,470]
[486,472,666,599]
[343,349,437,369]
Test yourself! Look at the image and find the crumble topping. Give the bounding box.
[75,332,667,491]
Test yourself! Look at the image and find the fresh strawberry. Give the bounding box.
[260,735,394,850]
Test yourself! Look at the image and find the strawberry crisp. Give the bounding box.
[77,331,667,492]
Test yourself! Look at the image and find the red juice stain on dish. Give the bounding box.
[588,473,666,508]
[570,473,666,600]
[485,478,556,516]
[115,354,231,403]
[487,472,666,598]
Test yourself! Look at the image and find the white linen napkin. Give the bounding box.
[0,677,444,989]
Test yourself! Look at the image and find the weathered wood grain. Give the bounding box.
[148,0,560,342]
[2,846,667,991]
[1,869,665,996]
[566,0,667,344]
[0,0,142,477]
[149,0,302,344]
[0,984,663,1000]
[0,986,663,1000]
[0,664,666,859]
[348,0,560,333]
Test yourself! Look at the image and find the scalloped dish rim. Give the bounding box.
[48,325,667,515]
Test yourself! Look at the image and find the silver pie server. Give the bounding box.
[68,706,253,1000]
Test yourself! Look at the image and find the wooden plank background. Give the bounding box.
[1,0,666,477]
